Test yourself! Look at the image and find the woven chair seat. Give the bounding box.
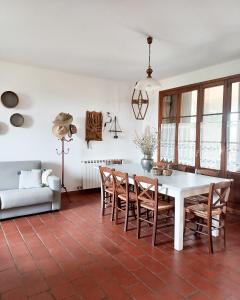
[185,194,208,204]
[140,199,174,211]
[118,192,137,202]
[185,203,222,219]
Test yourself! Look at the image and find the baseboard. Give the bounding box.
[61,188,101,196]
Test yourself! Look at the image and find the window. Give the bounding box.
[178,90,197,166]
[158,74,240,213]
[160,95,177,162]
[200,85,223,170]
[159,75,240,172]
[227,81,240,172]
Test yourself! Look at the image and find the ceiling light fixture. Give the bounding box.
[135,36,160,91]
[131,36,160,120]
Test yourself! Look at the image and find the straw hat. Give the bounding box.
[52,125,68,139]
[53,112,73,126]
[68,124,77,137]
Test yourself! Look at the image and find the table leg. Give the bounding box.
[174,191,184,251]
[100,184,104,214]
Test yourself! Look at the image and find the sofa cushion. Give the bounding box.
[0,161,41,191]
[0,187,53,210]
[19,169,43,189]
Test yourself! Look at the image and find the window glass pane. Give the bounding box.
[180,116,196,123]
[203,85,223,114]
[178,117,196,166]
[200,115,222,169]
[231,82,240,113]
[162,95,177,118]
[181,90,198,116]
[203,115,222,123]
[160,123,175,162]
[227,113,240,172]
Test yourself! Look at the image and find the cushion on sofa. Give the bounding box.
[0,161,41,191]
[19,169,42,189]
[0,187,53,210]
[42,169,53,186]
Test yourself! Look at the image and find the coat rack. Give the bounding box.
[56,137,73,194]
[109,116,122,139]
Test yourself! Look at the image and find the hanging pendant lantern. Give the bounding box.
[131,87,149,120]
[131,36,160,120]
[135,36,160,91]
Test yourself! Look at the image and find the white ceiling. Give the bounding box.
[0,0,240,81]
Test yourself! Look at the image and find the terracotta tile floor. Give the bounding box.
[0,192,240,300]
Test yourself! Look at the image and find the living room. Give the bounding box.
[0,1,240,300]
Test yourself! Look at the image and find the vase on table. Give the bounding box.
[141,154,154,172]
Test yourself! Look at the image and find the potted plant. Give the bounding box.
[133,127,158,172]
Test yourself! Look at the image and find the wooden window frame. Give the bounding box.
[158,74,240,175]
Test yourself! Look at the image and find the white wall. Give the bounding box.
[0,60,142,191]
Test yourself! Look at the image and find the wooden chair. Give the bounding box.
[185,168,220,205]
[112,170,136,231]
[175,164,187,172]
[99,166,115,216]
[196,168,220,177]
[184,180,231,253]
[134,176,174,246]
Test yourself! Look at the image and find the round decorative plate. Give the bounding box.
[1,91,19,108]
[10,113,24,127]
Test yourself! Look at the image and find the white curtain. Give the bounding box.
[178,123,196,166]
[200,122,222,169]
[160,123,176,162]
[227,120,240,172]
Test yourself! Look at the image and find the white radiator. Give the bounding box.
[81,159,122,190]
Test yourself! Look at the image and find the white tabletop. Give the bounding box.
[108,163,227,192]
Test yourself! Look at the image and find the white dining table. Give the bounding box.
[102,163,231,251]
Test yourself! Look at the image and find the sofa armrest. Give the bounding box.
[48,175,61,192]
[48,175,61,210]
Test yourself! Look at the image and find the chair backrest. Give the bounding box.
[208,181,232,216]
[155,161,166,168]
[196,168,219,177]
[112,170,129,196]
[99,166,114,189]
[176,164,187,172]
[134,176,158,208]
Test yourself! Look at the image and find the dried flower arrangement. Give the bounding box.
[133,127,158,156]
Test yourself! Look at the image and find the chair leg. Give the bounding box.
[124,201,129,232]
[146,209,151,226]
[137,205,141,239]
[115,197,119,225]
[223,220,226,250]
[111,194,115,221]
[152,210,158,246]
[223,226,226,250]
[101,191,106,216]
[132,203,137,219]
[183,211,187,236]
[208,219,213,254]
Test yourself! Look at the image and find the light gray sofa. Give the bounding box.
[0,160,61,220]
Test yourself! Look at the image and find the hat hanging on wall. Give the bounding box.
[53,112,73,127]
[52,112,77,139]
[68,124,77,138]
[1,91,19,108]
[52,125,69,139]
[10,113,24,127]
